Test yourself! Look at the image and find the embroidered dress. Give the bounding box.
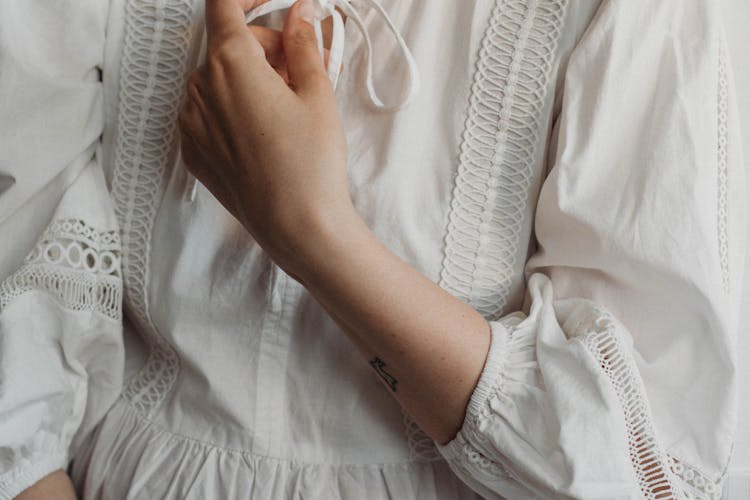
[0,1,745,499]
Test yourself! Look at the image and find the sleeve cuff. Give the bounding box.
[440,312,535,458]
[0,450,68,500]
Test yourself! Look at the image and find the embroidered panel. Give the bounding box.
[112,0,196,416]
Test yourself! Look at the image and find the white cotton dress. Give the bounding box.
[0,0,746,499]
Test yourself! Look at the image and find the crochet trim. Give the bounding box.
[670,456,724,500]
[0,219,121,320]
[438,0,567,321]
[111,0,195,416]
[407,0,568,464]
[581,309,679,500]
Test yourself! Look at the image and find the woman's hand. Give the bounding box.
[181,0,491,446]
[179,0,353,277]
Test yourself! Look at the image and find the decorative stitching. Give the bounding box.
[670,456,724,500]
[716,44,729,294]
[438,0,567,321]
[112,0,195,416]
[406,0,568,464]
[401,412,441,461]
[0,219,122,320]
[460,439,513,482]
[581,308,679,500]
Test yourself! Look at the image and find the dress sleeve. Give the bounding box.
[437,1,745,498]
[0,1,124,498]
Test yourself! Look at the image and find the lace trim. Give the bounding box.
[454,434,514,483]
[670,456,724,500]
[401,411,441,461]
[111,0,195,415]
[0,219,122,320]
[717,45,729,294]
[438,0,567,321]
[580,309,679,500]
[406,0,569,464]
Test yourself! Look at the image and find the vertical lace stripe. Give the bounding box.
[716,45,730,294]
[406,0,568,462]
[582,313,679,500]
[111,0,195,416]
[438,0,568,322]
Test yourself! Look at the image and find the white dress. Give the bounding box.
[0,0,745,498]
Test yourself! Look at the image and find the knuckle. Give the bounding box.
[207,39,264,79]
[307,74,334,95]
[207,42,240,75]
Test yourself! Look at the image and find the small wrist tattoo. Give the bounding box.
[370,356,398,392]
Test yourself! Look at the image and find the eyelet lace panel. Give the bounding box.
[438,0,567,322]
[111,0,195,416]
[579,308,680,500]
[670,456,724,500]
[716,44,729,294]
[406,0,569,465]
[0,219,122,320]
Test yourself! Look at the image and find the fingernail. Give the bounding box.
[295,0,315,25]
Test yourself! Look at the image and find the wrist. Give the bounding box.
[283,203,373,285]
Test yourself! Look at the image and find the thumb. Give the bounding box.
[283,0,330,97]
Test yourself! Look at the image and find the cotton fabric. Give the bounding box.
[0,1,745,499]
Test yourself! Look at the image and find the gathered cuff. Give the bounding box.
[0,449,68,500]
[439,311,537,461]
[466,313,537,428]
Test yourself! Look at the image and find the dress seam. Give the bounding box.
[117,397,441,468]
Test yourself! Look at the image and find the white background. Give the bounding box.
[722,0,750,485]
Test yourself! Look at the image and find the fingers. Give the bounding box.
[251,25,285,66]
[282,0,330,98]
[205,0,249,46]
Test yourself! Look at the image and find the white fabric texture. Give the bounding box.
[439,2,746,498]
[0,1,124,497]
[0,0,745,499]
[721,1,750,496]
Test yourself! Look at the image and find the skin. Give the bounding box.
[15,471,76,500]
[18,0,491,496]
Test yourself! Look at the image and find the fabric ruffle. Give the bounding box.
[72,399,482,500]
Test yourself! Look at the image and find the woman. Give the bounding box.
[0,0,744,498]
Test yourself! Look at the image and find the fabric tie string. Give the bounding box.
[245,0,421,110]
[187,0,420,202]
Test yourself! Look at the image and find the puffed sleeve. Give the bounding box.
[0,1,124,498]
[438,1,745,498]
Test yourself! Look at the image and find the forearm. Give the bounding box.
[297,211,491,445]
[15,470,76,500]
[181,0,490,445]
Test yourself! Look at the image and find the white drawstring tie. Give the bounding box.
[187,0,420,202]
[245,0,421,110]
